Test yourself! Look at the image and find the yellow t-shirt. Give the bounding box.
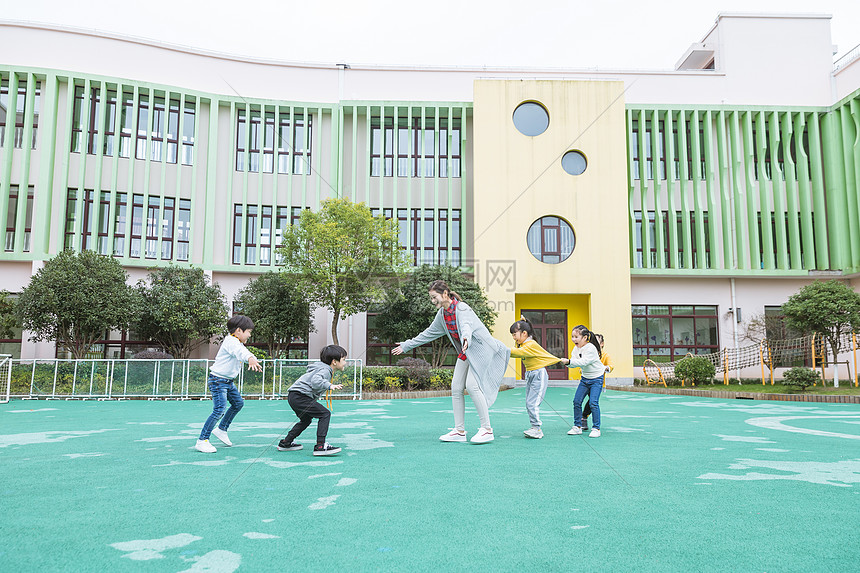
[601,352,614,373]
[510,339,562,371]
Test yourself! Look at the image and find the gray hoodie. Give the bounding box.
[288,361,333,400]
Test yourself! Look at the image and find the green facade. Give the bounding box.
[2,65,860,276]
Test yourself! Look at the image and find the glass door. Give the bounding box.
[521,309,568,380]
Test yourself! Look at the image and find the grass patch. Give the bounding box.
[635,379,860,395]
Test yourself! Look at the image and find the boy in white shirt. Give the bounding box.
[195,315,262,453]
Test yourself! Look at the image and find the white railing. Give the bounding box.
[0,354,11,404]
[5,358,363,401]
[834,43,860,72]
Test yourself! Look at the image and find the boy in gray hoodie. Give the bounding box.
[277,345,346,456]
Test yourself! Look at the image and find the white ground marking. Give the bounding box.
[711,447,725,450]
[334,408,389,418]
[6,408,58,413]
[610,426,646,433]
[308,473,342,479]
[63,453,105,459]
[137,436,196,442]
[745,415,860,440]
[309,495,340,510]
[336,432,394,450]
[374,416,404,419]
[177,550,241,573]
[756,448,790,452]
[714,434,775,443]
[329,422,371,429]
[262,519,274,523]
[240,457,343,469]
[698,458,860,487]
[677,401,850,416]
[0,429,120,448]
[608,395,673,402]
[570,525,590,530]
[243,532,280,539]
[154,457,237,467]
[207,422,283,430]
[335,478,357,487]
[110,533,201,560]
[139,422,168,425]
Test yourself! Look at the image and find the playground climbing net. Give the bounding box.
[642,331,860,386]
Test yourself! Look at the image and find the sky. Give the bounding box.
[4,0,860,70]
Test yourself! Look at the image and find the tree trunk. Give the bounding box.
[330,307,340,347]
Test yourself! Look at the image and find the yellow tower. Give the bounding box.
[471,80,633,384]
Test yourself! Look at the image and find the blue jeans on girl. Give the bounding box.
[573,375,604,429]
[199,376,244,440]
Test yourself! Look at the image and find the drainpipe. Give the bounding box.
[730,278,740,382]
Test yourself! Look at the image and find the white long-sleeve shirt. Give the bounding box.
[210,334,254,379]
[567,343,605,379]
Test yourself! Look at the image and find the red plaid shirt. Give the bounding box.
[443,298,467,361]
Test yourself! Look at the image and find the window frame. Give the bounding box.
[631,304,720,366]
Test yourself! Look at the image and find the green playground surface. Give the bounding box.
[1,388,859,572]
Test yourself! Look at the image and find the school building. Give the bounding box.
[2,13,860,384]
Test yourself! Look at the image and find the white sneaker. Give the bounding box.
[523,427,544,439]
[439,429,467,442]
[195,439,217,453]
[567,426,583,435]
[470,428,494,444]
[589,429,601,438]
[211,428,232,446]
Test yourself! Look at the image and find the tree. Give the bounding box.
[233,272,314,358]
[0,290,20,340]
[740,311,796,372]
[373,265,498,368]
[16,250,136,359]
[782,280,860,383]
[134,265,228,358]
[278,198,409,346]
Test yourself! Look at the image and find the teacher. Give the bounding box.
[392,280,510,444]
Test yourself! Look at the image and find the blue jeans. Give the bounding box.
[573,375,604,429]
[199,376,244,440]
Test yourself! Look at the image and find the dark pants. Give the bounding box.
[283,391,331,445]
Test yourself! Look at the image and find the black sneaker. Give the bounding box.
[313,442,341,456]
[277,442,303,451]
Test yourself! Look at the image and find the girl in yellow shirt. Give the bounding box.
[509,318,564,439]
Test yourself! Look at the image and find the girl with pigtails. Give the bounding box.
[508,316,564,439]
[561,324,606,438]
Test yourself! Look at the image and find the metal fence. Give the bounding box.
[5,358,363,401]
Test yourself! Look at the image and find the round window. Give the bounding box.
[526,216,575,264]
[512,101,549,137]
[561,150,587,175]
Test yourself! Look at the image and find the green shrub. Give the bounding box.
[383,376,402,391]
[396,357,431,390]
[429,368,453,389]
[783,367,820,391]
[673,356,716,386]
[247,346,269,360]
